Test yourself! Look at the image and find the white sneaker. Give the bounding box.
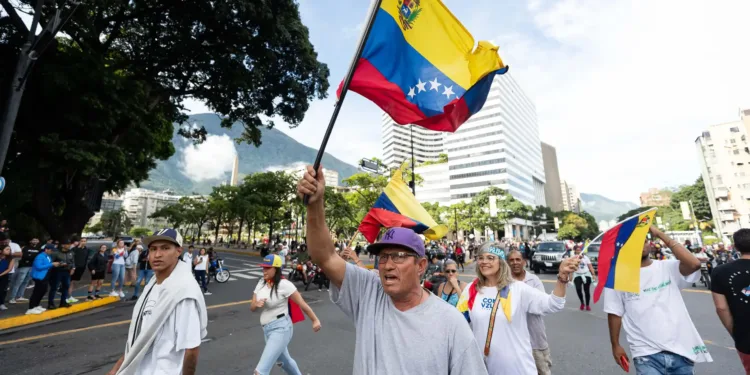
[16,297,29,302]
[118,291,125,298]
[26,308,41,315]
[109,291,118,297]
[67,297,78,303]
[203,291,212,296]
[0,304,7,310]
[8,299,16,304]
[33,306,46,313]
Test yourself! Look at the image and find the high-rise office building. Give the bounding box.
[445,73,546,207]
[561,180,580,213]
[695,109,750,238]
[121,188,182,228]
[541,142,563,211]
[381,113,446,169]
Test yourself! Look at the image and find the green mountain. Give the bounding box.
[140,113,359,194]
[580,193,639,222]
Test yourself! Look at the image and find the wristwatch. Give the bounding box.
[557,273,570,283]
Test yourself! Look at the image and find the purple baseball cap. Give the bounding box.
[366,228,425,257]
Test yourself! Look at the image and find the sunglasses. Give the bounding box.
[445,269,457,273]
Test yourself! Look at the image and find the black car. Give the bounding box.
[586,243,600,272]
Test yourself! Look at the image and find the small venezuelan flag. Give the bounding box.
[593,209,657,303]
[358,163,448,243]
[338,0,508,132]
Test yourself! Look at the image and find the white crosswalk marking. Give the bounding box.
[228,277,237,281]
[232,273,257,280]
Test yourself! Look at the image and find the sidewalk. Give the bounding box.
[0,270,130,331]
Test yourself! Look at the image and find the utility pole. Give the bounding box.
[0,1,76,176]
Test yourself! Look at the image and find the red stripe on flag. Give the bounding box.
[358,207,419,243]
[593,224,622,303]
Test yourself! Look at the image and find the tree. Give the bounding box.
[579,211,600,239]
[243,171,296,241]
[343,172,389,221]
[325,187,357,237]
[470,187,531,233]
[0,0,329,241]
[130,227,152,237]
[557,213,589,241]
[421,202,445,224]
[100,209,133,238]
[670,177,712,220]
[150,202,188,229]
[420,153,448,166]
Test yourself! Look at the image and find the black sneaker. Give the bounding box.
[59,303,71,308]
[87,296,94,300]
[94,295,102,299]
[47,304,57,310]
[129,296,138,301]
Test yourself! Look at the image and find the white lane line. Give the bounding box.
[232,273,257,280]
[228,277,238,281]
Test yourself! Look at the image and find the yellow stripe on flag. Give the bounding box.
[613,210,656,293]
[384,163,448,240]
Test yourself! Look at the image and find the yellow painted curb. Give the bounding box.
[0,296,120,331]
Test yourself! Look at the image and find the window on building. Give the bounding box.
[730,127,740,133]
[702,131,711,139]
[734,150,740,155]
[731,139,737,144]
[716,175,723,184]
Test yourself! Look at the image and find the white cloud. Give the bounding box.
[264,161,307,172]
[496,0,750,202]
[179,134,237,182]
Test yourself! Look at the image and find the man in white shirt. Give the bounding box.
[107,229,207,375]
[605,226,711,374]
[508,249,552,375]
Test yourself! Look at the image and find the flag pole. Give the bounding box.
[303,0,383,205]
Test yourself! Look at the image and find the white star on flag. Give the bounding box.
[443,85,455,99]
[408,87,416,99]
[429,78,441,91]
[416,79,427,92]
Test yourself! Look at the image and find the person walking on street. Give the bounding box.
[193,248,211,296]
[0,233,22,298]
[48,240,75,309]
[455,243,465,272]
[111,240,128,298]
[26,245,61,314]
[68,238,88,304]
[711,228,750,373]
[508,249,553,375]
[566,244,597,311]
[107,229,207,375]
[87,245,108,300]
[251,254,321,375]
[458,243,576,375]
[9,237,41,304]
[435,259,465,307]
[0,245,16,310]
[297,165,488,375]
[131,244,154,301]
[124,243,140,287]
[605,226,711,374]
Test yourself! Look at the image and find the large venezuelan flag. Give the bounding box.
[338,0,508,132]
[358,163,448,243]
[593,209,657,303]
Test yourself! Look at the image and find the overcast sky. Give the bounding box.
[184,0,750,204]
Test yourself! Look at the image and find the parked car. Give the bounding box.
[531,241,567,274]
[586,242,600,272]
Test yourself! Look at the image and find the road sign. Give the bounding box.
[680,201,691,221]
[360,159,380,173]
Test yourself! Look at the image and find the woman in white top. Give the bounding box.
[457,242,578,375]
[251,254,321,375]
[193,248,211,296]
[110,240,128,298]
[569,244,597,311]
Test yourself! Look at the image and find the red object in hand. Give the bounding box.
[620,355,630,373]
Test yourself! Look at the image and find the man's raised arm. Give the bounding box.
[297,165,347,289]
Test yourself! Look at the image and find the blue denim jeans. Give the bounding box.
[9,266,32,300]
[255,316,301,375]
[133,269,153,297]
[634,352,694,375]
[111,263,125,292]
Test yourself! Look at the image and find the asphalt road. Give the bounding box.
[0,252,744,374]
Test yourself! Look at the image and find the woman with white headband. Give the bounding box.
[457,242,579,375]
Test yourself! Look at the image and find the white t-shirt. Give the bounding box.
[182,251,193,264]
[603,260,712,363]
[9,242,21,273]
[136,284,203,375]
[112,247,127,265]
[194,255,208,271]
[253,278,296,325]
[573,255,593,279]
[278,249,288,266]
[466,282,565,375]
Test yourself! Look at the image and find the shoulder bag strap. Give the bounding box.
[484,289,503,356]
